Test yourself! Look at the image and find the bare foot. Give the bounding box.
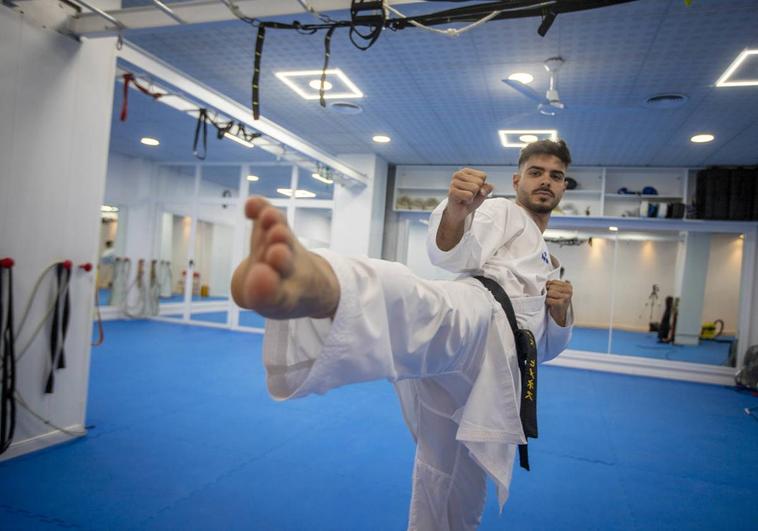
[231,197,340,320]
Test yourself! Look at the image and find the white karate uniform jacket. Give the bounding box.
[263,197,573,530]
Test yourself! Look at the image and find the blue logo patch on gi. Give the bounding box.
[541,251,549,265]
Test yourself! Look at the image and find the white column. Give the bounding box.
[0,7,116,459]
[674,232,711,346]
[330,154,388,258]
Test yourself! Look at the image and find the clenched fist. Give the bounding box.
[546,280,572,327]
[445,168,495,223]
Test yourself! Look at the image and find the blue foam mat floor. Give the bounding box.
[569,327,733,366]
[1,320,755,530]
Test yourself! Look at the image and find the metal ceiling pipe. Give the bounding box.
[149,0,187,24]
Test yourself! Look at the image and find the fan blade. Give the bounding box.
[502,79,549,105]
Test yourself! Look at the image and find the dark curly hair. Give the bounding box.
[518,139,572,168]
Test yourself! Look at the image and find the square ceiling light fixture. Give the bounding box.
[498,129,557,148]
[275,69,363,100]
[716,49,758,87]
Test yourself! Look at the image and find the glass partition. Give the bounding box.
[189,220,234,326]
[200,165,241,200]
[247,165,293,199]
[156,208,193,321]
[607,231,680,361]
[97,204,126,307]
[546,230,614,354]
[156,164,196,200]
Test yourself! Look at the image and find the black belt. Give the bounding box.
[474,276,538,471]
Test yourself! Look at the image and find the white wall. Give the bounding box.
[294,208,332,248]
[0,8,116,458]
[702,234,743,335]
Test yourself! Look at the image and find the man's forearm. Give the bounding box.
[435,208,466,251]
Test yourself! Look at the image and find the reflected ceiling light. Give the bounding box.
[519,134,539,143]
[308,79,333,91]
[140,137,160,146]
[498,129,557,148]
[715,49,758,87]
[277,188,317,198]
[608,226,619,232]
[100,205,119,213]
[312,172,333,184]
[507,72,534,84]
[372,135,391,143]
[246,175,260,182]
[690,133,714,143]
[224,132,255,148]
[275,69,363,100]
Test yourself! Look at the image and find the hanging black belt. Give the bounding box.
[474,275,538,471]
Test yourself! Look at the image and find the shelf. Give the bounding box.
[565,190,603,196]
[605,194,682,201]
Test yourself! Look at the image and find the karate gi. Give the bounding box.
[263,197,573,530]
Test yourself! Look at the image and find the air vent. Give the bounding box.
[328,101,363,114]
[643,93,688,109]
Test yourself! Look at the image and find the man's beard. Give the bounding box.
[521,191,558,214]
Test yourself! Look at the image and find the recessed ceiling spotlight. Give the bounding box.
[275,69,363,100]
[519,134,539,143]
[247,175,260,182]
[507,72,534,84]
[715,49,758,87]
[498,129,557,148]
[608,226,619,232]
[140,137,160,146]
[372,135,391,143]
[690,134,714,143]
[308,79,333,91]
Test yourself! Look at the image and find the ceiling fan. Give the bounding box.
[502,57,566,116]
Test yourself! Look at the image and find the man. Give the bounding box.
[231,139,574,530]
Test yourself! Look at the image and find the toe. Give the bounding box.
[245,196,270,220]
[265,242,294,277]
[260,206,285,230]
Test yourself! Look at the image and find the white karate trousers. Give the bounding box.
[264,250,549,531]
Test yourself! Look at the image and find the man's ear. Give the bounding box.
[512,172,520,191]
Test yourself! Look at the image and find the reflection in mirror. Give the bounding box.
[97,205,126,307]
[247,165,293,199]
[190,221,234,325]
[201,165,240,200]
[156,165,196,198]
[606,230,742,366]
[547,228,744,365]
[546,230,613,354]
[158,210,192,320]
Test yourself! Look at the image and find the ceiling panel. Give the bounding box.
[107,0,758,167]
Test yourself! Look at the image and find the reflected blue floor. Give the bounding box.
[1,320,755,530]
[165,310,266,328]
[97,289,228,306]
[570,327,734,366]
